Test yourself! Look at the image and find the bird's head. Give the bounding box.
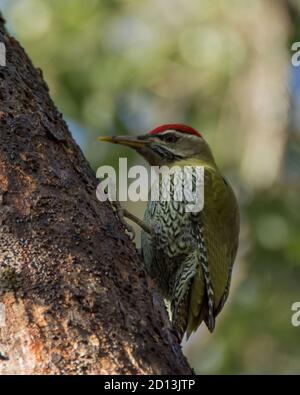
[98,124,216,167]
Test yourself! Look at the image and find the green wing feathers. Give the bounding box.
[186,255,206,339]
[186,167,239,337]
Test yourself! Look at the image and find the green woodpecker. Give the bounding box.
[99,124,239,339]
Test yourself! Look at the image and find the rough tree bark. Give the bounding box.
[0,13,192,374]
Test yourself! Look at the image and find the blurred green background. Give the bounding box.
[1,0,300,374]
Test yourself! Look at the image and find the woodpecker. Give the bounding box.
[99,124,239,339]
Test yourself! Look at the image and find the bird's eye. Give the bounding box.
[161,134,179,143]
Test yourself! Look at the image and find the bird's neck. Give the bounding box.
[171,158,218,172]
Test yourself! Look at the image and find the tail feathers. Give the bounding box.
[204,304,215,333]
[186,297,215,339]
[186,304,206,340]
[186,262,216,337]
[171,251,217,339]
[186,266,207,339]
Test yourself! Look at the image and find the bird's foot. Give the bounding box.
[112,199,152,237]
[111,200,136,241]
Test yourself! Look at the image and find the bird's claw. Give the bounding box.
[116,207,136,241]
[111,200,135,241]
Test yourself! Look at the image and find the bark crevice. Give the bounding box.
[0,12,192,375]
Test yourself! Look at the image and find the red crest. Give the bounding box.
[148,124,202,138]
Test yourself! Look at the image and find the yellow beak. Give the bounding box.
[97,135,147,149]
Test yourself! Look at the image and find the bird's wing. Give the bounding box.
[202,170,239,315]
[185,249,207,339]
[185,221,215,338]
[186,167,239,336]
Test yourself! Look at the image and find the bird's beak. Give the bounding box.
[98,135,149,149]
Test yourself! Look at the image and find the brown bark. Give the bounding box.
[0,13,191,375]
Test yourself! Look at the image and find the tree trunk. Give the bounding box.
[0,13,191,375]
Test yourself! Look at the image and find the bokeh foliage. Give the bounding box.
[1,0,300,374]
